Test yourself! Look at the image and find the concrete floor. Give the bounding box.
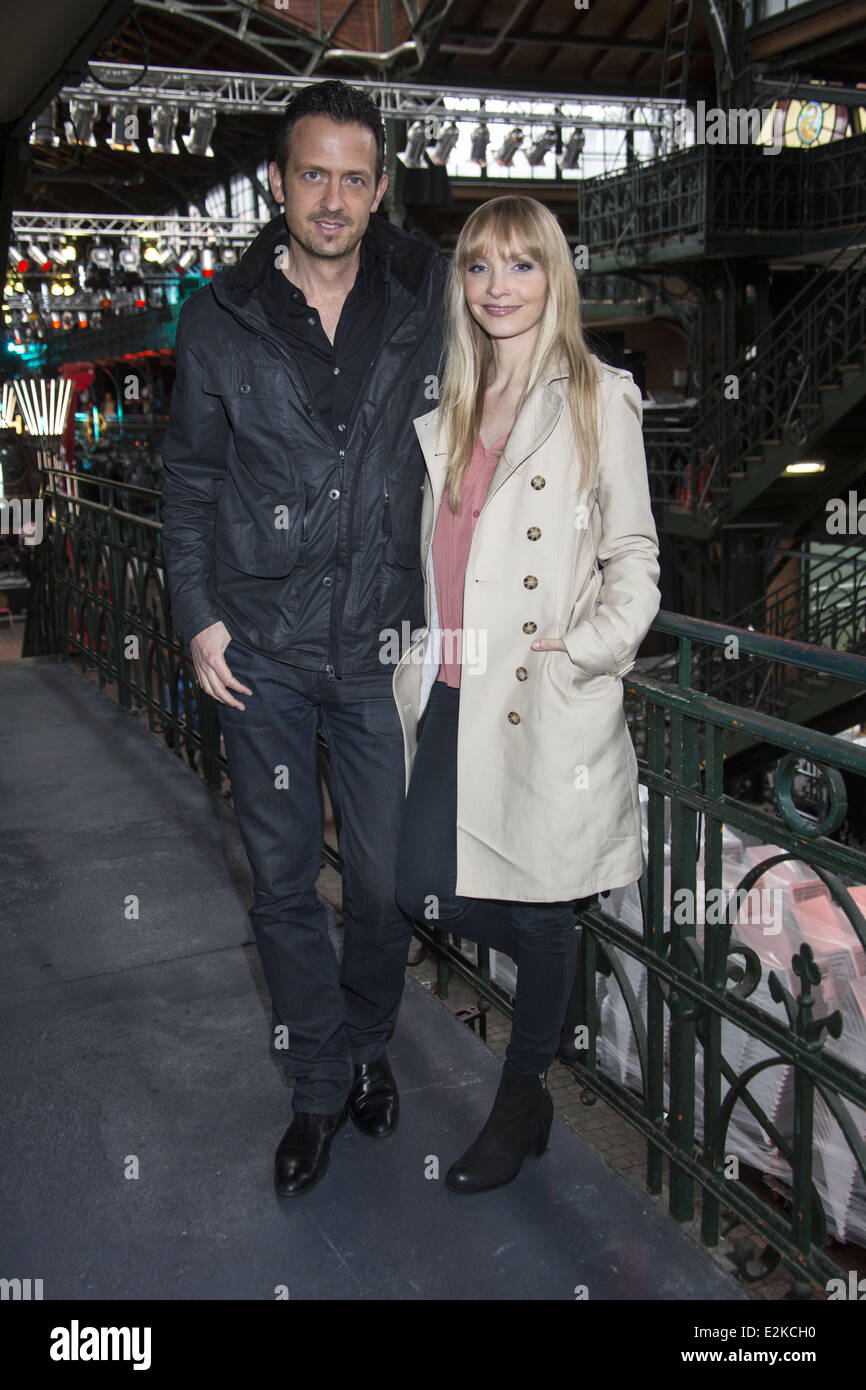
[0,658,749,1300]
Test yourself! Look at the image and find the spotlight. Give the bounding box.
[66,100,99,147]
[200,246,215,278]
[60,241,77,262]
[27,243,52,272]
[133,286,147,307]
[560,128,585,170]
[31,102,59,147]
[107,102,139,153]
[182,108,217,158]
[148,105,180,156]
[220,246,238,266]
[431,121,459,166]
[526,128,557,166]
[118,245,141,274]
[398,121,428,169]
[62,284,74,297]
[89,245,114,271]
[50,281,64,297]
[142,244,175,268]
[8,246,29,273]
[469,122,490,166]
[77,311,88,328]
[177,248,198,273]
[494,128,524,166]
[61,310,74,330]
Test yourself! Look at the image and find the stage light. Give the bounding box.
[494,128,524,166]
[526,128,557,166]
[148,105,180,155]
[177,248,198,273]
[13,281,24,294]
[89,245,114,270]
[133,286,147,307]
[200,245,215,277]
[108,102,139,152]
[31,102,59,147]
[66,100,98,147]
[27,243,52,272]
[431,121,459,166]
[469,122,490,166]
[77,311,88,328]
[220,246,238,266]
[9,246,29,273]
[560,128,585,170]
[49,281,64,297]
[182,108,217,158]
[398,121,428,169]
[60,241,77,262]
[62,284,74,297]
[118,246,141,274]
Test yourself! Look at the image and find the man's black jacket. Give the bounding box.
[160,211,448,677]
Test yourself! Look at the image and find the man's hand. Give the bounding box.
[189,620,253,710]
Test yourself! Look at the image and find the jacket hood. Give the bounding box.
[210,210,445,309]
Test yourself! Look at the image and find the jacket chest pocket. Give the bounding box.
[202,360,290,449]
[204,362,305,578]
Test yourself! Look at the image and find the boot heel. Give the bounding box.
[533,1111,553,1157]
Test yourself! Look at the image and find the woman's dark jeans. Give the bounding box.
[395,680,577,1076]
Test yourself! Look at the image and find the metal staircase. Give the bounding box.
[657,232,866,537]
[632,542,866,774]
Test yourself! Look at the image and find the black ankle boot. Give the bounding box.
[274,1105,347,1197]
[444,1065,554,1194]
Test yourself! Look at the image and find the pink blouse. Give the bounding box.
[432,432,507,688]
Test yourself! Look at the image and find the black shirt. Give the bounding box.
[256,236,388,444]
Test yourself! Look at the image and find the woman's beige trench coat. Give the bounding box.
[391,358,661,902]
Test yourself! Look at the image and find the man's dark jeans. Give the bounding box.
[217,638,413,1114]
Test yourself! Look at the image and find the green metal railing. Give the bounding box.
[20,462,866,1297]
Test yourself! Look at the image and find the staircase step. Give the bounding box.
[838,364,864,373]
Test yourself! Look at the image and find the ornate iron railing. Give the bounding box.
[20,463,866,1296]
[579,134,866,261]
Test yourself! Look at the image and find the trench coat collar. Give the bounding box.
[413,361,570,514]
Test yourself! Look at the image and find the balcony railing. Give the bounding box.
[20,462,866,1296]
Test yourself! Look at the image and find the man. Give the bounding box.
[161,80,447,1197]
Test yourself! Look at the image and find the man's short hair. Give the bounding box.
[271,80,386,183]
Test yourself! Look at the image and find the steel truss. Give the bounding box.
[60,61,683,136]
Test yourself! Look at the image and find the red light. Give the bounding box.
[16,258,29,273]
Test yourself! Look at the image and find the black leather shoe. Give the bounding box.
[347,1054,399,1138]
[274,1105,347,1197]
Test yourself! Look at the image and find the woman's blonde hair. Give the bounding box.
[439,195,601,512]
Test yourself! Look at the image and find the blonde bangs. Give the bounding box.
[455,197,546,274]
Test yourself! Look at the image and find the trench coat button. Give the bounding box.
[516,667,527,681]
[523,621,537,634]
[523,575,538,589]
[329,488,340,500]
[239,383,251,393]
[527,526,541,541]
[530,475,546,489]
[507,711,521,724]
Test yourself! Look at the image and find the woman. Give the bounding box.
[392,195,661,1194]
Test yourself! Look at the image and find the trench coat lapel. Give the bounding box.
[412,371,567,565]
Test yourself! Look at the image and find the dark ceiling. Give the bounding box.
[3,0,866,225]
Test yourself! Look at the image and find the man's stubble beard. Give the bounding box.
[285,213,366,263]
